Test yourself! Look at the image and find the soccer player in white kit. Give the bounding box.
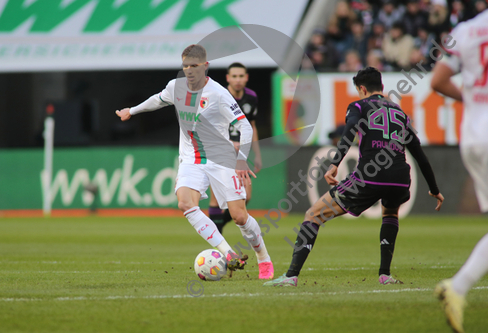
[115,44,274,279]
[431,8,488,333]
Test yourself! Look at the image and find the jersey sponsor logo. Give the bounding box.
[233,109,243,116]
[199,97,209,108]
[230,103,239,111]
[0,0,240,33]
[178,110,201,122]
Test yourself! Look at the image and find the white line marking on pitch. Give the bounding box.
[1,271,141,274]
[1,286,487,302]
[0,261,185,265]
[0,265,460,274]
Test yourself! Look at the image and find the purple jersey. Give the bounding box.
[229,87,258,141]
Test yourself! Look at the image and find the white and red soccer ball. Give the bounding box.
[194,249,227,281]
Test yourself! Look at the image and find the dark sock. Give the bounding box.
[379,216,399,276]
[209,206,224,233]
[223,209,233,223]
[286,221,320,277]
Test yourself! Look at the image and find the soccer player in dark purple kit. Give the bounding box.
[209,62,262,234]
[265,67,444,287]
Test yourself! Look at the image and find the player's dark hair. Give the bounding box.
[227,62,247,73]
[353,67,383,93]
[181,44,207,61]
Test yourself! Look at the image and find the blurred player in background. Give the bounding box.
[115,45,274,279]
[431,8,488,333]
[264,67,443,287]
[209,62,262,234]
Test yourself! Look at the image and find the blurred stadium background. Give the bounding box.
[0,0,483,217]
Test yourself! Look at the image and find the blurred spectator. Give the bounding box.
[303,47,339,72]
[473,0,488,17]
[344,20,369,65]
[366,49,385,71]
[350,0,369,12]
[402,0,429,37]
[418,0,431,11]
[377,0,405,30]
[428,0,450,36]
[408,47,428,71]
[306,49,339,72]
[306,29,327,53]
[368,21,386,52]
[450,0,467,28]
[414,24,436,66]
[327,1,358,61]
[304,29,339,72]
[339,50,364,72]
[382,22,415,70]
[350,0,375,33]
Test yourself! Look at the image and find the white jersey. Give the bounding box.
[443,10,488,146]
[130,77,251,167]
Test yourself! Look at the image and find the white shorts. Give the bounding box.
[461,144,488,212]
[175,162,246,209]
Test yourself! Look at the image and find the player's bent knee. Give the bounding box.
[230,211,247,225]
[305,208,322,221]
[178,201,194,212]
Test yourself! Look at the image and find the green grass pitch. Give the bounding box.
[0,214,487,333]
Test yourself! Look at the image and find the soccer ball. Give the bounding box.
[194,249,227,281]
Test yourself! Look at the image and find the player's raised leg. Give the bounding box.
[264,191,346,286]
[177,187,230,254]
[176,186,245,271]
[227,199,274,279]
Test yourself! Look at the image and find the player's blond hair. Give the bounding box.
[181,44,207,61]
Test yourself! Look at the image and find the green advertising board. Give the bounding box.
[0,0,308,71]
[0,147,286,210]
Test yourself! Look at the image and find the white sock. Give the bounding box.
[238,215,271,263]
[452,232,488,296]
[184,206,232,256]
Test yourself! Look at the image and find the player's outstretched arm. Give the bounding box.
[406,128,443,211]
[115,108,131,121]
[116,92,172,121]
